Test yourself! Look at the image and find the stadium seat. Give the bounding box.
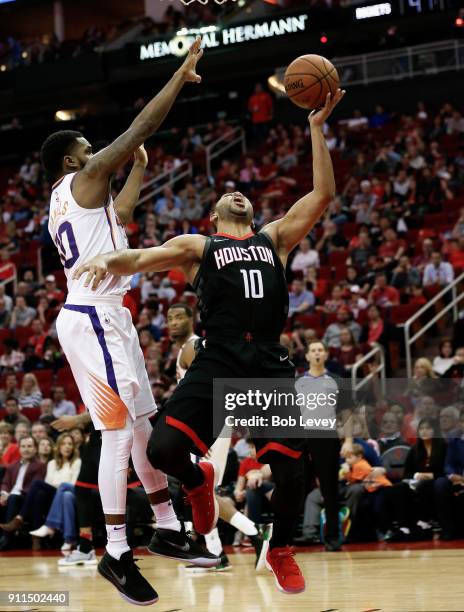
[327,250,349,267]
[389,304,421,325]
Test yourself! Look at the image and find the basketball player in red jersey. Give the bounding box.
[75,87,345,595]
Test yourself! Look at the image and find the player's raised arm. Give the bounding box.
[263,88,345,257]
[72,37,203,206]
[73,234,206,290]
[113,145,148,224]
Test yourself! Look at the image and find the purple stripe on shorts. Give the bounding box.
[63,304,119,395]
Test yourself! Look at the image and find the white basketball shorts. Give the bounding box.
[56,296,156,430]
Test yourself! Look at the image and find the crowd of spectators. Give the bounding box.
[0,89,464,552]
[0,27,106,70]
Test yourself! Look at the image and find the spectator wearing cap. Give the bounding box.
[323,306,361,348]
[368,273,400,307]
[290,238,319,274]
[352,180,377,211]
[9,296,36,328]
[51,387,76,418]
[423,251,454,287]
[43,275,64,304]
[288,279,315,317]
[347,286,368,319]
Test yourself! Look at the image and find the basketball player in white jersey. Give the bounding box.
[41,38,217,607]
[162,303,271,572]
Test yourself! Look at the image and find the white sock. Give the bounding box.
[229,511,258,537]
[399,527,410,535]
[152,500,181,532]
[106,524,130,560]
[205,528,223,557]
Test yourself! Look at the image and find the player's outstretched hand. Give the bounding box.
[178,36,203,84]
[308,88,346,128]
[73,255,109,290]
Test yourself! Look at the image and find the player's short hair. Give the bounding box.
[307,339,328,352]
[168,303,193,318]
[40,130,83,181]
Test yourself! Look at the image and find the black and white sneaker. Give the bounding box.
[147,527,219,568]
[98,550,158,606]
[184,552,231,573]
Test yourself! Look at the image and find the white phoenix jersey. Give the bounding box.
[176,334,199,381]
[48,172,131,299]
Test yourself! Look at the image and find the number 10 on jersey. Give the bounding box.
[240,269,264,299]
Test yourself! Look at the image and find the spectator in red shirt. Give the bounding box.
[361,305,386,346]
[248,83,273,141]
[43,275,65,304]
[28,319,49,358]
[378,229,406,264]
[369,272,400,307]
[0,422,20,466]
[234,440,273,525]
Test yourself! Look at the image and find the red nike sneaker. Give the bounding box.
[183,461,219,535]
[265,546,306,594]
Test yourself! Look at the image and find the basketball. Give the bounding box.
[284,54,340,110]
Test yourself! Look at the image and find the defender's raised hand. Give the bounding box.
[178,36,204,84]
[308,88,346,128]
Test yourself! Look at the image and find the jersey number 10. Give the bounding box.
[240,269,264,299]
[56,221,80,269]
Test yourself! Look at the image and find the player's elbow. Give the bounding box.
[317,190,335,205]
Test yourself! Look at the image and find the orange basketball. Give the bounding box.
[284,54,340,110]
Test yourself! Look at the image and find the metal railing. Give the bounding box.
[137,160,192,206]
[351,343,386,401]
[404,271,464,378]
[333,39,464,87]
[205,127,246,177]
[275,39,464,91]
